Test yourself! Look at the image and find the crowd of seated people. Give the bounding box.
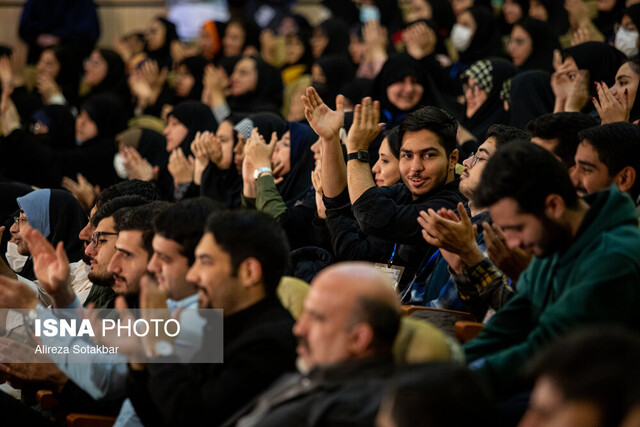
[2,0,640,425]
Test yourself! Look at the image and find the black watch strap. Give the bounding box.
[347,150,370,162]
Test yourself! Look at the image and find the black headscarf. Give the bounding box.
[564,42,626,100]
[168,101,219,155]
[313,55,354,109]
[593,0,626,40]
[371,53,448,128]
[625,58,640,123]
[285,17,313,71]
[537,0,570,37]
[278,122,317,204]
[30,104,76,149]
[83,48,130,109]
[216,55,241,78]
[429,0,456,40]
[47,189,86,263]
[45,45,81,106]
[176,55,208,102]
[200,115,244,209]
[227,56,284,115]
[462,58,517,141]
[82,94,128,139]
[146,17,178,70]
[499,0,529,35]
[515,17,559,73]
[247,112,288,142]
[16,189,86,280]
[90,49,125,94]
[508,70,554,129]
[458,6,502,64]
[317,18,351,59]
[73,94,126,188]
[625,4,640,30]
[117,128,169,169]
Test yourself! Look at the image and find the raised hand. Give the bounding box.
[36,74,61,104]
[120,146,155,181]
[551,69,572,112]
[244,128,277,171]
[0,95,21,137]
[170,40,188,64]
[168,148,195,185]
[418,202,484,265]
[311,162,326,219]
[61,173,97,211]
[24,228,74,307]
[362,19,388,60]
[345,97,384,153]
[402,21,435,60]
[302,87,344,142]
[482,222,532,283]
[140,59,167,90]
[593,81,629,124]
[0,275,37,309]
[0,55,14,91]
[565,69,590,112]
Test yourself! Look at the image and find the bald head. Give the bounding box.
[311,262,400,311]
[294,262,401,371]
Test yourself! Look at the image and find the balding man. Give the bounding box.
[224,262,401,427]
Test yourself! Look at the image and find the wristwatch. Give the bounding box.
[347,150,370,163]
[253,167,273,180]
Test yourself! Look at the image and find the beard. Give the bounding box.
[82,253,92,265]
[536,216,573,258]
[88,271,115,287]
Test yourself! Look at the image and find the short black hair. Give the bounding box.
[385,362,494,427]
[350,297,400,355]
[397,106,458,157]
[92,195,150,227]
[578,122,640,200]
[486,124,530,149]
[526,327,640,427]
[205,210,289,295]
[474,142,578,214]
[385,127,400,159]
[153,198,221,265]
[113,201,172,255]
[527,112,599,168]
[94,180,161,211]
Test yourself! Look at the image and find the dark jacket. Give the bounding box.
[225,356,395,427]
[126,296,297,426]
[465,187,640,396]
[350,179,466,289]
[324,188,394,264]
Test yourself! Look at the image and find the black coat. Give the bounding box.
[126,297,297,426]
[351,179,466,289]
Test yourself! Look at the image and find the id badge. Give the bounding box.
[374,263,405,290]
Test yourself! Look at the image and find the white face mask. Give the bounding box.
[113,153,129,179]
[615,27,639,58]
[360,5,381,23]
[451,24,473,53]
[6,241,28,273]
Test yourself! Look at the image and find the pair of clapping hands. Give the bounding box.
[418,203,531,282]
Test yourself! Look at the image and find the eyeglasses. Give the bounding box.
[89,231,118,248]
[13,216,28,226]
[463,83,482,96]
[467,152,489,168]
